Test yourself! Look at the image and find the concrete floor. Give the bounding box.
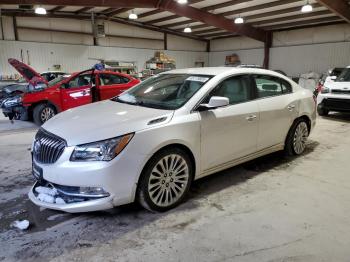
[1,114,350,262]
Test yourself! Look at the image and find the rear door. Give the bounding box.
[253,74,297,150]
[60,71,94,110]
[98,73,133,100]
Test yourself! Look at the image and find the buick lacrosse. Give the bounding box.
[29,67,316,212]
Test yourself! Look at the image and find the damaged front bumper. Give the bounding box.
[28,180,114,213]
[1,97,28,120]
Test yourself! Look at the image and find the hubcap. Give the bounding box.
[293,122,309,154]
[148,154,189,207]
[40,107,55,122]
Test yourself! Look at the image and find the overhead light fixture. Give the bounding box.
[177,0,188,4]
[129,11,138,20]
[234,17,244,24]
[184,26,192,33]
[301,1,313,13]
[35,6,47,15]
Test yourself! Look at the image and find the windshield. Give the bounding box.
[336,68,350,82]
[114,74,212,110]
[48,75,70,87]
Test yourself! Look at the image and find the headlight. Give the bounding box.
[3,96,22,107]
[70,133,134,161]
[321,87,330,94]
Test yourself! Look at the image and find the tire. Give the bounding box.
[317,107,329,116]
[33,103,56,126]
[137,147,194,212]
[285,118,309,156]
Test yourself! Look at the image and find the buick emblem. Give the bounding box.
[34,140,41,155]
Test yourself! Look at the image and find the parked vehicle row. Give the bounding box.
[28,67,316,213]
[1,59,140,125]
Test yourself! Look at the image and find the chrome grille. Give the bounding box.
[33,129,66,164]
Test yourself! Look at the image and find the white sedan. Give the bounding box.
[29,67,316,212]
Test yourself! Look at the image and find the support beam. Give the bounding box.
[263,32,272,69]
[158,0,267,42]
[75,7,93,14]
[0,0,159,8]
[106,8,132,17]
[262,16,342,30]
[50,5,65,12]
[316,0,350,23]
[164,32,167,50]
[13,16,18,40]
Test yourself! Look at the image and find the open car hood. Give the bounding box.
[8,58,47,85]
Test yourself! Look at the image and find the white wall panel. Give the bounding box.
[0,40,208,76]
[2,16,15,40]
[167,34,207,52]
[18,28,94,45]
[98,36,163,49]
[210,36,264,51]
[270,42,350,77]
[104,20,163,40]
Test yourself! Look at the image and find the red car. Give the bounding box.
[1,59,140,125]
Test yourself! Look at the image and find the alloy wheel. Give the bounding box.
[148,154,190,207]
[40,107,55,123]
[293,122,308,154]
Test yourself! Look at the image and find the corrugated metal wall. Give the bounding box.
[0,40,209,75]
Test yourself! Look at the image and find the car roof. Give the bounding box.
[163,67,285,77]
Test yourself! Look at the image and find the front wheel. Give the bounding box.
[137,148,194,212]
[285,119,309,156]
[33,104,56,125]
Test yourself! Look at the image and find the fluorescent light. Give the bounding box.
[234,17,244,24]
[301,4,313,13]
[129,12,138,20]
[177,0,188,4]
[184,27,192,33]
[35,6,47,15]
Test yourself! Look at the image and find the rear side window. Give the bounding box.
[253,75,292,98]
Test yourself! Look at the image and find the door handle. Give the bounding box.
[287,104,296,111]
[246,115,257,121]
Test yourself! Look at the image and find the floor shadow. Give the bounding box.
[2,140,320,261]
[320,112,350,123]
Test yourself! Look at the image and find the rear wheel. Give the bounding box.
[33,103,56,125]
[285,119,309,156]
[137,148,194,212]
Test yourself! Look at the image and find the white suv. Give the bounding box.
[29,67,316,213]
[317,67,350,116]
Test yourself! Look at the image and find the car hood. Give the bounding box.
[3,83,28,94]
[325,81,350,90]
[42,100,174,146]
[8,58,47,85]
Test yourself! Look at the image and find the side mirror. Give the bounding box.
[330,76,337,80]
[197,96,229,111]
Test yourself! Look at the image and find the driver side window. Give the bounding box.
[67,74,92,88]
[204,75,253,105]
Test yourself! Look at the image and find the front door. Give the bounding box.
[200,75,259,172]
[60,72,94,110]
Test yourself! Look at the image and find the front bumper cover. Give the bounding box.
[1,104,28,120]
[28,180,114,213]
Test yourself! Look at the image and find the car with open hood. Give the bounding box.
[28,66,316,213]
[1,59,140,124]
[317,66,350,116]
